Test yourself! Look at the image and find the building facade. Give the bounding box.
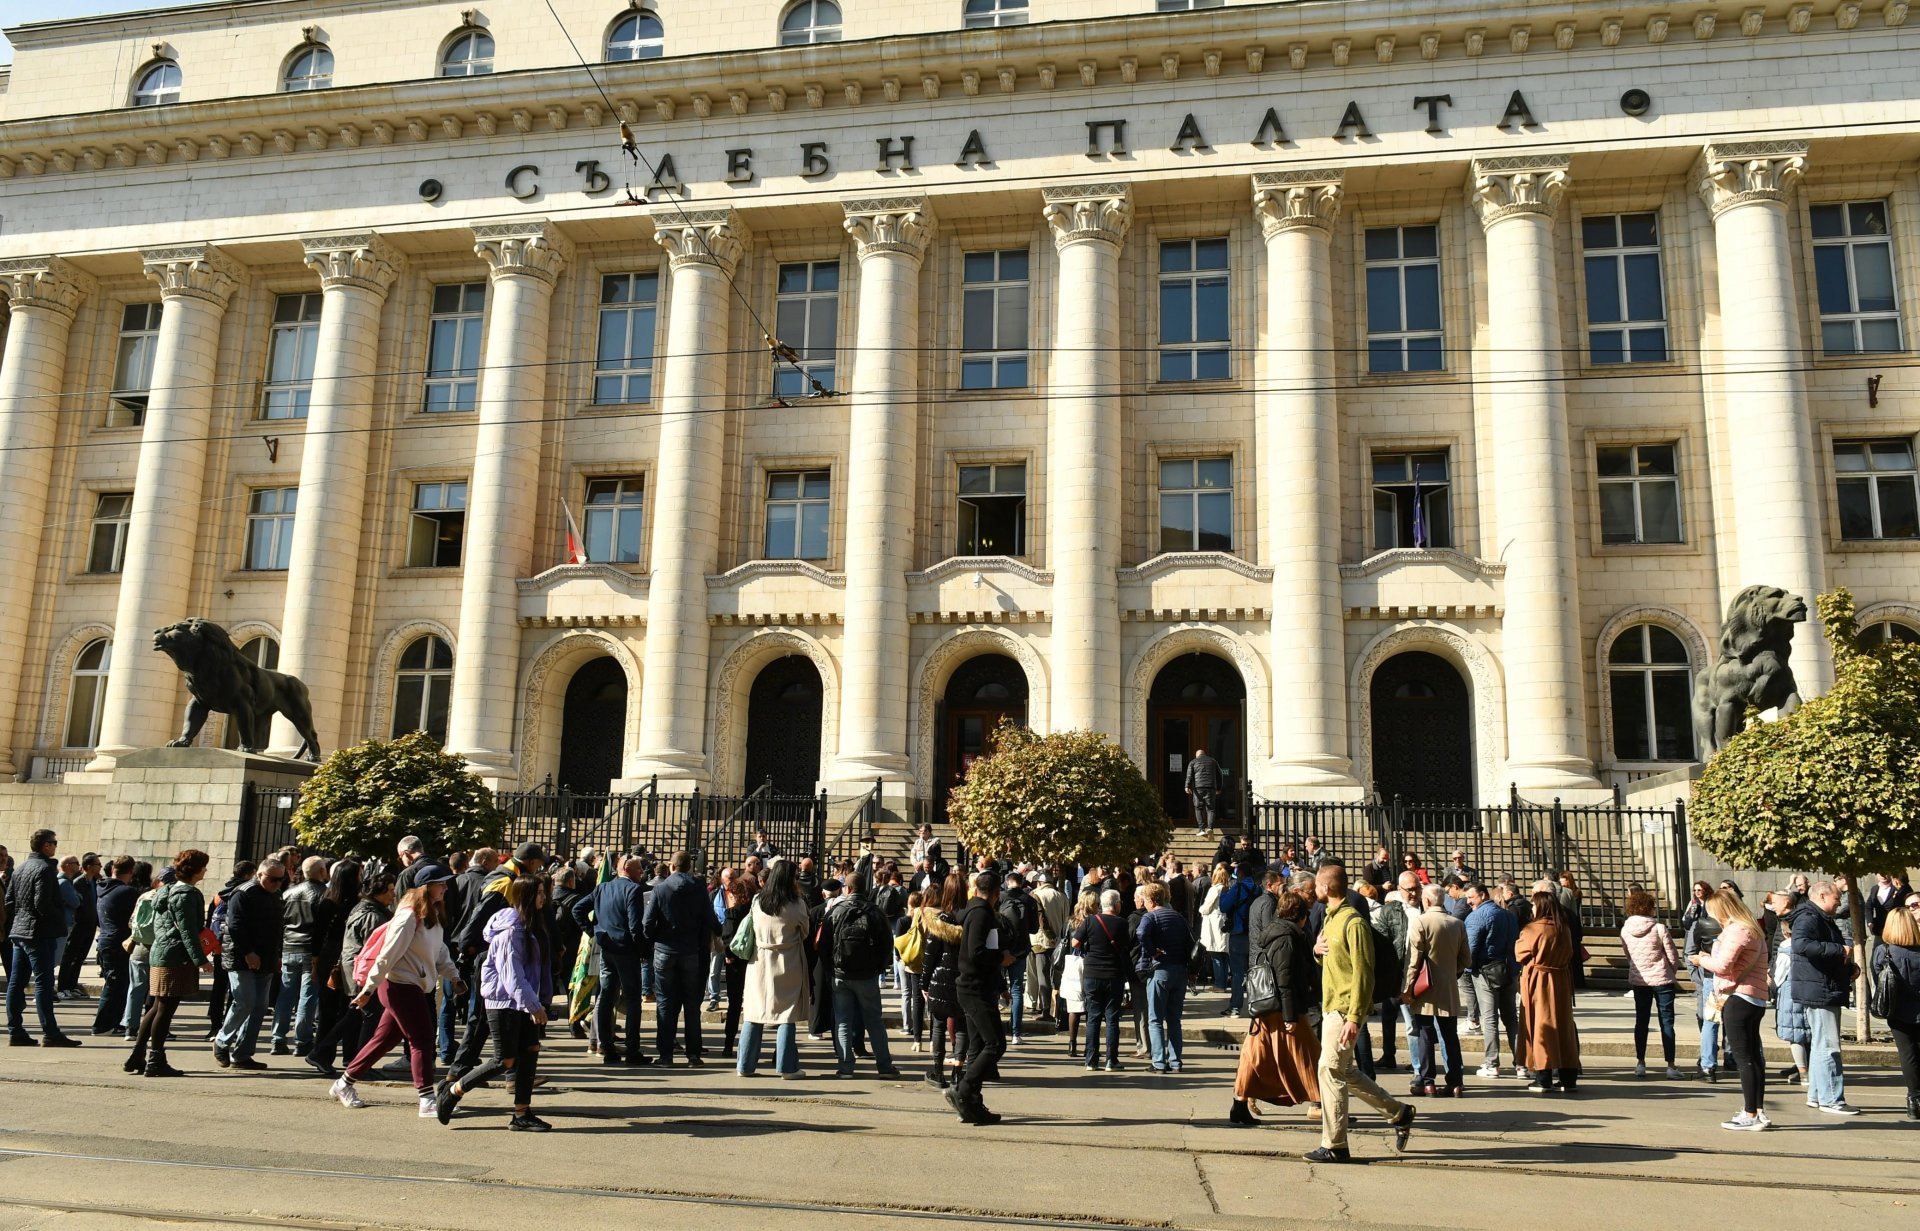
[1,0,1917,818]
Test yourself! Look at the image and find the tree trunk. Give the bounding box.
[1846,875,1872,1044]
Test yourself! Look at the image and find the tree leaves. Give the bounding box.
[946,723,1173,868]
[291,730,509,861]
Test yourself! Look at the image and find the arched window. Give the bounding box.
[392,635,454,743]
[440,29,495,77]
[1607,624,1694,762]
[1861,619,1920,648]
[282,44,334,91]
[962,0,1027,27]
[64,639,112,749]
[780,0,842,45]
[131,61,182,107]
[606,9,664,60]
[224,638,281,749]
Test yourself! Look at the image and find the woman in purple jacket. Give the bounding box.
[432,876,553,1131]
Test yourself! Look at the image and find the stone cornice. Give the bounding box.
[843,196,936,263]
[517,562,650,597]
[1697,139,1811,216]
[300,231,403,295]
[1470,154,1573,227]
[0,255,97,316]
[706,559,847,589]
[0,2,1910,183]
[472,219,573,284]
[908,555,1054,586]
[1042,184,1132,250]
[1252,170,1345,239]
[140,243,242,306]
[652,208,749,274]
[1338,547,1507,580]
[1118,552,1275,584]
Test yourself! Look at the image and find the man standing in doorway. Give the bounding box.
[1308,860,1415,1163]
[1185,748,1221,836]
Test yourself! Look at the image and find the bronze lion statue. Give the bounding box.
[153,618,321,761]
[1692,585,1807,756]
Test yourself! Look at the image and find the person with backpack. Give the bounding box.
[1216,858,1262,1016]
[434,875,555,1132]
[1307,860,1416,1163]
[736,860,815,1079]
[448,844,545,1081]
[332,864,461,1116]
[213,862,289,1071]
[304,871,394,1080]
[125,850,213,1078]
[998,872,1039,1045]
[825,871,901,1078]
[202,862,255,1041]
[118,862,158,1037]
[1231,881,1319,1124]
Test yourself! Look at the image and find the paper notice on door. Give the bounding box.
[1168,753,1183,772]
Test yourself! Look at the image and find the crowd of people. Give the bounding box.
[5,822,1919,1152]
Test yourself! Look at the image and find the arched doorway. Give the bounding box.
[938,654,1029,814]
[1147,652,1245,826]
[1369,650,1473,806]
[744,656,824,795]
[558,656,627,795]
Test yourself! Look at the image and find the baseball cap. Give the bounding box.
[513,842,547,866]
[412,862,455,886]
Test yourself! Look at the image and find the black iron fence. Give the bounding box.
[237,783,302,863]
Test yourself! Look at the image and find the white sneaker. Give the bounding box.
[1665,1066,1685,1080]
[418,1095,438,1118]
[1513,1067,1530,1081]
[1721,1112,1767,1131]
[1476,1064,1501,1078]
[1755,1110,1773,1128]
[330,1076,365,1109]
[1633,1062,1647,1078]
[1818,1101,1861,1116]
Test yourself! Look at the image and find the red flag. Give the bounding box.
[562,500,585,565]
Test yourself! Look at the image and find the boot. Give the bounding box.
[1229,1098,1259,1127]
[144,1050,184,1078]
[1907,1093,1919,1122]
[123,1046,146,1074]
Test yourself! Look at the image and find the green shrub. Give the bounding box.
[292,731,508,862]
[947,724,1172,868]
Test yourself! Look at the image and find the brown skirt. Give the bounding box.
[1233,1012,1322,1107]
[148,964,200,998]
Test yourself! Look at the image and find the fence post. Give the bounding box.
[557,785,573,861]
[688,787,703,857]
[814,789,828,861]
[238,782,256,863]
[1672,798,1692,892]
[1550,796,1566,883]
[646,774,659,825]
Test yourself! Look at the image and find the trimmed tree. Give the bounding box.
[946,724,1172,869]
[1690,589,1920,1035]
[291,730,509,862]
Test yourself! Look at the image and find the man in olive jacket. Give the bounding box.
[6,829,81,1047]
[1308,861,1413,1163]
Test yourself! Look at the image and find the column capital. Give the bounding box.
[140,244,242,307]
[1697,140,1809,217]
[1470,155,1572,228]
[0,256,97,317]
[652,208,750,274]
[1042,183,1132,250]
[300,231,405,296]
[1252,170,1345,238]
[472,219,573,285]
[842,196,936,262]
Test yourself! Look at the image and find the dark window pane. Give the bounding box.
[1412,453,1448,482]
[963,252,996,282]
[1401,226,1438,259]
[1623,252,1664,321]
[1610,629,1646,665]
[1585,255,1622,324]
[1852,243,1896,312]
[1628,328,1669,363]
[1639,478,1681,542]
[1159,242,1191,273]
[777,264,809,294]
[1596,446,1632,477]
[1849,201,1889,235]
[1372,490,1398,549]
[1648,626,1690,664]
[1363,228,1399,261]
[1650,671,1695,759]
[1822,321,1859,355]
[1599,483,1638,543]
[1159,351,1192,382]
[808,298,837,352]
[1194,278,1229,342]
[1000,250,1028,281]
[960,359,993,389]
[1366,267,1402,334]
[1405,336,1444,371]
[1424,489,1452,547]
[1402,264,1441,331]
[1195,349,1231,380]
[1196,491,1232,550]
[1836,477,1875,538]
[392,677,425,737]
[1194,238,1229,269]
[1582,216,1618,250]
[1809,204,1846,238]
[1861,318,1902,352]
[1814,246,1854,314]
[997,286,1027,350]
[962,288,995,351]
[1611,671,1652,761]
[810,263,837,291]
[1160,494,1194,553]
[1877,475,1920,538]
[1160,459,1193,489]
[1589,329,1625,365]
[998,356,1027,388]
[1620,213,1658,247]
[1160,281,1192,344]
[1368,339,1403,373]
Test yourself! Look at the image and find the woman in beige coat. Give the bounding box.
[1515,889,1580,1093]
[737,860,814,1079]
[1404,883,1471,1097]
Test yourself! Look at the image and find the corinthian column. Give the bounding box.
[831,197,934,789]
[1043,185,1130,737]
[631,210,747,790]
[0,257,96,778]
[446,221,572,781]
[1697,141,1830,693]
[270,234,402,758]
[91,245,243,768]
[1251,172,1359,797]
[1470,157,1598,793]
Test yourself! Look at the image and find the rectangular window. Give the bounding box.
[423,282,484,413]
[86,492,132,574]
[1365,225,1444,373]
[244,487,298,570]
[957,463,1027,556]
[261,292,323,420]
[1834,439,1919,540]
[1157,457,1233,553]
[593,272,659,404]
[1812,201,1903,355]
[763,469,831,560]
[583,476,645,564]
[960,250,1030,390]
[1582,213,1669,364]
[773,262,838,399]
[1158,238,1231,382]
[1597,444,1683,545]
[407,480,468,567]
[109,302,162,426]
[1371,451,1452,550]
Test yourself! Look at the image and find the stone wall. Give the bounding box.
[0,782,106,856]
[97,747,313,870]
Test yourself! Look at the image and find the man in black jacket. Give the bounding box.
[57,852,101,996]
[272,856,332,1057]
[213,862,288,1070]
[998,873,1039,1044]
[826,872,900,1077]
[948,871,1012,1124]
[91,858,140,1036]
[6,829,80,1047]
[645,851,716,1065]
[1792,883,1859,1115]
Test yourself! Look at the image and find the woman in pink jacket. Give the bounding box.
[1692,889,1771,1131]
[1618,890,1682,1079]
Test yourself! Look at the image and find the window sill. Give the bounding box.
[222,569,291,583]
[1149,376,1238,392]
[92,421,144,437]
[388,565,466,579]
[1831,536,1920,553]
[577,400,652,416]
[416,407,479,419]
[1590,540,1698,558]
[1573,357,1688,378]
[1357,368,1454,386]
[65,570,125,585]
[1812,349,1908,367]
[949,384,1031,399]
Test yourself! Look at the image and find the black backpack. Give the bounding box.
[828,899,882,979]
[1369,914,1404,1000]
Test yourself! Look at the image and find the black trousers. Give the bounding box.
[1888,1018,1919,1098]
[58,924,96,991]
[1722,994,1766,1113]
[309,996,376,1068]
[723,960,746,1050]
[458,1008,542,1106]
[952,987,1005,1109]
[91,942,131,1032]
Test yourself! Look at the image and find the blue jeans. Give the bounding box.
[1226,933,1250,1012]
[1006,952,1029,1037]
[652,949,705,1060]
[123,952,150,1033]
[216,968,272,1060]
[832,976,895,1073]
[1400,1003,1426,1080]
[1692,968,1724,1071]
[1145,967,1186,1068]
[1806,1004,1846,1107]
[706,952,726,1004]
[272,956,319,1052]
[5,937,61,1038]
[1632,983,1677,1067]
[436,977,461,1061]
[1084,975,1124,1066]
[595,946,647,1060]
[1210,952,1229,991]
[91,941,131,1034]
[736,1020,798,1075]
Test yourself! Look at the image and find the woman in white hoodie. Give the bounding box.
[330,863,460,1116]
[1619,889,1682,1079]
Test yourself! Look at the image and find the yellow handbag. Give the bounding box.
[894,913,926,973]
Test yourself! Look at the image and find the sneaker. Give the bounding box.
[434,1078,460,1125]
[1756,1110,1773,1128]
[1818,1102,1861,1116]
[42,1035,82,1049]
[1476,1064,1501,1079]
[1389,1105,1416,1152]
[1104,1061,1124,1072]
[1463,1021,1481,1035]
[1526,1080,1552,1093]
[1633,1062,1647,1078]
[418,1095,438,1119]
[1513,1067,1530,1081]
[1302,1146,1354,1164]
[212,1044,232,1068]
[1806,1097,1821,1109]
[778,1069,809,1080]
[509,1113,553,1132]
[1721,1112,1767,1131]
[231,1057,268,1071]
[1008,1036,1026,1047]
[1665,1066,1685,1080]
[330,1076,365,1109]
[303,1053,339,1080]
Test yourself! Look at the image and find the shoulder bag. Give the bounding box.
[729,915,758,963]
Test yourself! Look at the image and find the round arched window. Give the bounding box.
[607,9,664,60]
[283,44,334,91]
[132,61,182,107]
[441,29,495,77]
[64,639,112,748]
[1607,624,1694,762]
[393,635,455,743]
[780,0,842,45]
[1860,620,1920,649]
